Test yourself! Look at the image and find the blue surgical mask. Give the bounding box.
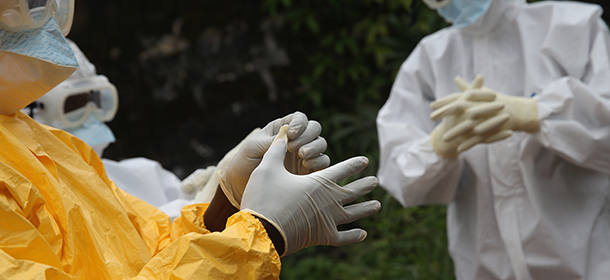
[0,14,77,114]
[438,0,494,28]
[65,114,116,154]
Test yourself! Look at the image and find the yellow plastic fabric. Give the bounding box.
[0,111,280,279]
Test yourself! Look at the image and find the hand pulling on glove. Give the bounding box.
[219,112,331,208]
[241,138,381,257]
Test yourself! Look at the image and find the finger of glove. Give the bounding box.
[484,129,513,143]
[332,229,368,246]
[463,89,497,101]
[298,136,327,159]
[430,93,460,110]
[456,134,484,153]
[341,176,378,205]
[303,154,331,171]
[443,119,478,141]
[258,138,289,171]
[337,200,382,225]
[464,102,504,118]
[271,111,308,139]
[473,113,510,135]
[316,156,369,183]
[286,112,309,139]
[288,120,322,153]
[454,76,471,91]
[430,101,468,121]
[454,75,483,91]
[471,75,484,89]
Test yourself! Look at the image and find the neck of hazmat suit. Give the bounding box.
[377,0,610,279]
[0,112,280,278]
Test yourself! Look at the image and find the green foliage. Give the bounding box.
[280,189,454,280]
[262,1,452,279]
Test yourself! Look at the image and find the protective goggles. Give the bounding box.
[34,75,118,130]
[0,0,74,35]
[422,0,451,9]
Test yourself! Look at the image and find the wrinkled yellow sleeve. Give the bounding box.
[0,112,280,279]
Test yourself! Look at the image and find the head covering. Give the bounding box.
[33,39,118,156]
[0,15,77,115]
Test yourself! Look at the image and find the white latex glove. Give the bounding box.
[431,76,539,155]
[181,167,215,195]
[219,112,331,209]
[429,76,513,158]
[241,138,381,256]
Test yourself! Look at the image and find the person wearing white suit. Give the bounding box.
[377,0,610,279]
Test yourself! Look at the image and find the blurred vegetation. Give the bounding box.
[259,1,453,279]
[68,0,610,279]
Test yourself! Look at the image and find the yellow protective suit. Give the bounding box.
[0,111,281,279]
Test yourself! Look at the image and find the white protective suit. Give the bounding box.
[377,0,610,279]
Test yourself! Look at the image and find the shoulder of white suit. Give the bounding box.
[523,1,603,25]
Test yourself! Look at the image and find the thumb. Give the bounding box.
[258,138,289,170]
[471,74,484,89]
[454,76,471,91]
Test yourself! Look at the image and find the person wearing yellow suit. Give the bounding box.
[0,0,382,279]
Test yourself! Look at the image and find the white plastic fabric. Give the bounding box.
[102,158,182,206]
[377,0,610,279]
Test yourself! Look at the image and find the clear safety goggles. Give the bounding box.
[34,75,119,130]
[422,0,451,9]
[0,0,74,35]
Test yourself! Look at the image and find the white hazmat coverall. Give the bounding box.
[377,0,610,279]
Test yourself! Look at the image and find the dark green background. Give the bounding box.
[66,1,610,278]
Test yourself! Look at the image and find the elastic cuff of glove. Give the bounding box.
[518,98,540,133]
[217,169,242,209]
[242,208,289,257]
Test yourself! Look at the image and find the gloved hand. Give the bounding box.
[181,167,215,195]
[430,76,539,157]
[241,138,381,257]
[219,112,331,209]
[429,75,514,158]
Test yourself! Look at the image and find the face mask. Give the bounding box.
[65,114,116,156]
[437,0,494,28]
[0,15,77,115]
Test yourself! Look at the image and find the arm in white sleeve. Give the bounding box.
[535,18,610,175]
[377,44,464,207]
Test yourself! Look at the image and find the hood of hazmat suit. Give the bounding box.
[377,0,610,279]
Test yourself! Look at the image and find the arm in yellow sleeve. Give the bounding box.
[0,115,281,279]
[138,210,281,280]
